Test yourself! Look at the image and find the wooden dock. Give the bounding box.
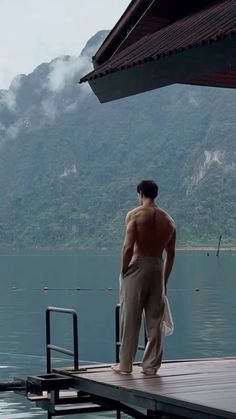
[41,357,236,418]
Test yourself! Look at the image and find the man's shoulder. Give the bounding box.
[126,206,142,220]
[157,207,175,227]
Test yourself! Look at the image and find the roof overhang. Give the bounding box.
[87,36,236,102]
[81,0,236,102]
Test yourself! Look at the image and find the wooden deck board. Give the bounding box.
[55,358,236,418]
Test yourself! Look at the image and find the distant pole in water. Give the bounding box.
[216,235,222,257]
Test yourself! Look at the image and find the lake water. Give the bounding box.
[0,249,235,418]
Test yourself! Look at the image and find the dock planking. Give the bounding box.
[55,358,236,418]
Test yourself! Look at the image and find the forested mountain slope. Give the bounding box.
[0,31,235,249]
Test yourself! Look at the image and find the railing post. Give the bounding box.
[73,312,79,370]
[46,309,51,374]
[45,307,79,373]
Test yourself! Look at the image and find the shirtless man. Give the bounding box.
[112,179,176,375]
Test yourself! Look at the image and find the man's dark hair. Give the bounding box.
[137,180,158,199]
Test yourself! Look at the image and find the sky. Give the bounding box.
[0,0,130,90]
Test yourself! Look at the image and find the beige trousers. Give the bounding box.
[119,256,165,374]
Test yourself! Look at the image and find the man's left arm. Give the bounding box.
[121,212,136,276]
[164,229,176,293]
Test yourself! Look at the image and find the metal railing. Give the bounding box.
[46,307,79,373]
[115,304,147,363]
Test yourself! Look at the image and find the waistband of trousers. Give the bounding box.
[131,255,163,264]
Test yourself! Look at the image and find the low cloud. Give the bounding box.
[10,75,23,93]
[45,32,107,94]
[65,102,77,113]
[0,90,17,111]
[188,94,199,107]
[0,76,22,112]
[46,55,91,93]
[0,122,6,132]
[42,52,94,119]
[6,119,24,138]
[40,98,58,121]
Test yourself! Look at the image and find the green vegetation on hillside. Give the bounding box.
[0,38,235,249]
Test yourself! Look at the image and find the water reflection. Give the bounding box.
[0,398,42,418]
[0,250,235,418]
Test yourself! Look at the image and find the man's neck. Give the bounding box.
[142,198,156,207]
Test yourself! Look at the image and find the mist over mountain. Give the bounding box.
[0,31,235,249]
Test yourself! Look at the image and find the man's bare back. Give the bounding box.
[121,180,176,288]
[127,205,175,258]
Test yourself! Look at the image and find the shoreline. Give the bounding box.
[0,245,235,253]
[177,246,236,251]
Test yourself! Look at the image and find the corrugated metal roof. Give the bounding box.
[93,0,218,66]
[81,0,236,83]
[93,0,153,66]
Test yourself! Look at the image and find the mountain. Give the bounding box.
[0,31,235,249]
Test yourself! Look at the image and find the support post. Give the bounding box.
[115,304,120,363]
[115,307,121,419]
[216,235,222,257]
[46,309,51,374]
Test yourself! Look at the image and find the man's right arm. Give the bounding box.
[164,229,176,293]
[121,211,136,276]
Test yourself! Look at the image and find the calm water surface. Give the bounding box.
[0,249,235,418]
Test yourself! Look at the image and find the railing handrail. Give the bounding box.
[46,307,79,373]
